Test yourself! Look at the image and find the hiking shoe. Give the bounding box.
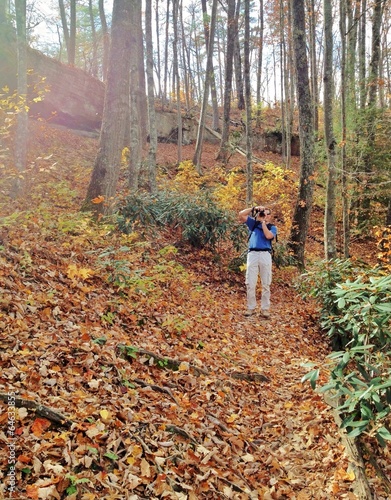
[244,309,256,317]
[260,310,271,318]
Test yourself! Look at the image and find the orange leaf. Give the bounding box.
[26,485,39,499]
[31,418,51,437]
[17,454,32,464]
[92,195,105,204]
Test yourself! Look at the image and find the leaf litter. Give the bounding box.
[0,121,387,499]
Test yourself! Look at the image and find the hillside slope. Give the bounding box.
[0,122,385,499]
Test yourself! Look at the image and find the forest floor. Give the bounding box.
[0,121,388,499]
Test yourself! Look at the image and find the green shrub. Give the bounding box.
[300,260,391,446]
[117,190,237,250]
[298,259,370,348]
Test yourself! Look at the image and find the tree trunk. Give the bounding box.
[340,0,350,258]
[308,0,319,135]
[234,0,244,110]
[323,0,337,259]
[216,0,236,163]
[13,0,28,198]
[82,0,132,215]
[163,0,170,108]
[145,0,157,193]
[359,0,367,109]
[88,0,98,77]
[98,0,109,81]
[58,0,70,63]
[256,0,264,128]
[172,0,182,163]
[244,0,253,204]
[128,0,146,190]
[201,0,220,131]
[69,0,76,65]
[360,0,384,222]
[193,0,218,172]
[155,0,162,99]
[280,0,287,163]
[180,2,191,110]
[288,0,315,268]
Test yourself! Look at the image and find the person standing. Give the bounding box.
[238,205,277,317]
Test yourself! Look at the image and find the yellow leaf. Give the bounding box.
[79,267,93,279]
[66,264,93,281]
[226,414,239,423]
[100,409,110,422]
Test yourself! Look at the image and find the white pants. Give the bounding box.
[245,251,272,311]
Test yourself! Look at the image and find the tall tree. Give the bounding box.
[340,0,350,257]
[244,0,253,204]
[128,0,146,190]
[217,0,236,163]
[193,0,218,172]
[256,0,264,128]
[155,0,162,99]
[82,0,132,215]
[98,0,109,81]
[234,0,245,110]
[201,0,220,131]
[323,0,337,259]
[145,0,157,192]
[361,0,385,221]
[288,0,315,268]
[13,0,28,198]
[162,0,170,108]
[172,0,182,162]
[308,0,319,134]
[58,0,77,65]
[88,0,98,77]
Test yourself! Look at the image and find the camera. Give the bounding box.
[253,208,265,217]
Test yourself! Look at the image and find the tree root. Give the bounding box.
[229,371,270,383]
[0,393,72,427]
[133,378,179,405]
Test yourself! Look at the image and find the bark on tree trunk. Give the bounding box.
[58,0,69,63]
[340,0,350,258]
[172,0,182,163]
[128,0,146,190]
[244,0,253,205]
[82,0,132,215]
[69,0,76,65]
[216,0,236,164]
[201,0,220,131]
[98,0,109,82]
[234,0,244,110]
[288,0,315,268]
[13,0,28,198]
[256,0,264,129]
[360,0,384,223]
[323,0,337,259]
[88,0,98,77]
[145,0,157,193]
[193,0,218,173]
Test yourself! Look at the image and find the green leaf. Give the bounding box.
[376,426,391,441]
[337,297,346,309]
[374,303,391,313]
[66,485,77,495]
[104,451,119,461]
[346,426,367,438]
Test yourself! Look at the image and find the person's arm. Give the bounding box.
[238,205,265,223]
[260,220,275,240]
